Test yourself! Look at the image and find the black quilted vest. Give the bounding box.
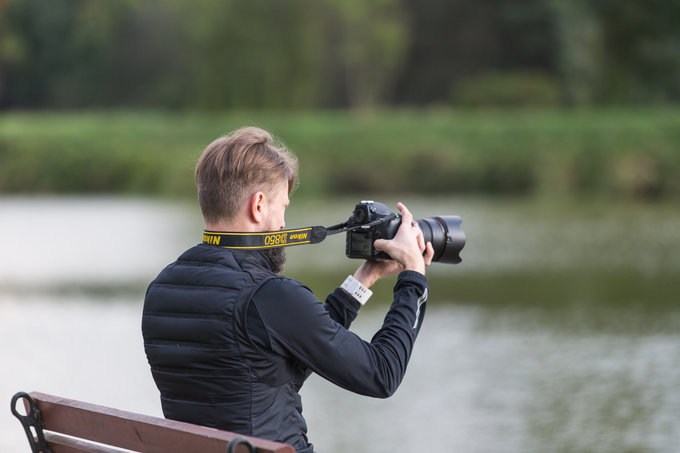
[142,244,309,450]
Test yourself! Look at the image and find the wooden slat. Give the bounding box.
[30,392,294,453]
[45,432,136,453]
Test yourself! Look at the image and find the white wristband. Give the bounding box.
[341,275,373,305]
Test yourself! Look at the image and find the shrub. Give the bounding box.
[452,71,562,107]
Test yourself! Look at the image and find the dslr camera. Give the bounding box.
[345,201,465,264]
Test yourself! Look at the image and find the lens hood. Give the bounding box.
[418,216,465,264]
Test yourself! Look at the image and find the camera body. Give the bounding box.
[345,200,466,264]
[346,201,402,260]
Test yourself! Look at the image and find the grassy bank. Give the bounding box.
[1,108,679,199]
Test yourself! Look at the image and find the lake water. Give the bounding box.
[1,196,679,452]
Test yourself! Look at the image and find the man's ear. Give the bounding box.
[249,191,266,224]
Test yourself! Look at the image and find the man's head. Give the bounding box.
[195,126,298,227]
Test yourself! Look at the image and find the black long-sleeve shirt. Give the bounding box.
[244,270,429,399]
[144,245,429,453]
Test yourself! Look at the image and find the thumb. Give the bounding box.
[373,238,388,252]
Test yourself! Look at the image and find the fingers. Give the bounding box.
[399,202,425,251]
[373,202,430,275]
[423,242,434,267]
[397,202,414,231]
[354,259,402,287]
[415,223,426,252]
[373,238,387,252]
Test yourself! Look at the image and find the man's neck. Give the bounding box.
[206,216,269,232]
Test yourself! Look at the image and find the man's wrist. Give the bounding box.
[404,261,425,275]
[352,265,378,288]
[341,274,373,305]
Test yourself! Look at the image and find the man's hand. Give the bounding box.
[353,202,434,288]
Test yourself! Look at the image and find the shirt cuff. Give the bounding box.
[398,269,428,285]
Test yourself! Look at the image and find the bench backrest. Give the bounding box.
[12,392,295,453]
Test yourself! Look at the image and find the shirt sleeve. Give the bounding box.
[323,286,363,329]
[250,271,429,398]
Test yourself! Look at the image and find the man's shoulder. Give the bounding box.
[253,276,318,310]
[149,244,246,288]
[252,276,324,329]
[257,275,311,294]
[176,243,239,266]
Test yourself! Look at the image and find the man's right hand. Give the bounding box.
[353,202,434,288]
[374,202,434,275]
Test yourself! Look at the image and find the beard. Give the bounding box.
[263,247,286,274]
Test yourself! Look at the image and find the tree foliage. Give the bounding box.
[1,0,679,109]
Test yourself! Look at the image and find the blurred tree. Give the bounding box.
[551,0,680,105]
[1,0,680,109]
[177,0,407,109]
[393,0,558,105]
[549,1,603,105]
[0,0,140,108]
[104,1,191,108]
[180,0,328,109]
[592,0,680,104]
[0,0,80,107]
[316,0,409,108]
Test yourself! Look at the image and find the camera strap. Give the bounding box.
[202,215,395,250]
[202,227,329,249]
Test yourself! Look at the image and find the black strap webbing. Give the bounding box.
[202,226,330,249]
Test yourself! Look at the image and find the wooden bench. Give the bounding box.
[11,392,295,453]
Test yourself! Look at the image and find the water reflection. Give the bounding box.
[0,197,202,290]
[302,304,680,452]
[1,196,679,452]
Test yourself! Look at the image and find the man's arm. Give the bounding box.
[323,201,434,329]
[323,287,362,329]
[252,272,428,398]
[249,202,432,397]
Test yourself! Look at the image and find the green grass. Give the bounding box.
[1,107,679,199]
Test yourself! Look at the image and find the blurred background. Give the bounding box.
[1,0,679,452]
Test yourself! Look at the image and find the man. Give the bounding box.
[142,126,434,452]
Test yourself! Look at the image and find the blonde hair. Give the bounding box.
[195,127,298,224]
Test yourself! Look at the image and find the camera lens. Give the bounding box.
[417,216,465,264]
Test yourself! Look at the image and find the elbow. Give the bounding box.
[375,386,397,399]
[371,373,402,399]
[368,349,409,398]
